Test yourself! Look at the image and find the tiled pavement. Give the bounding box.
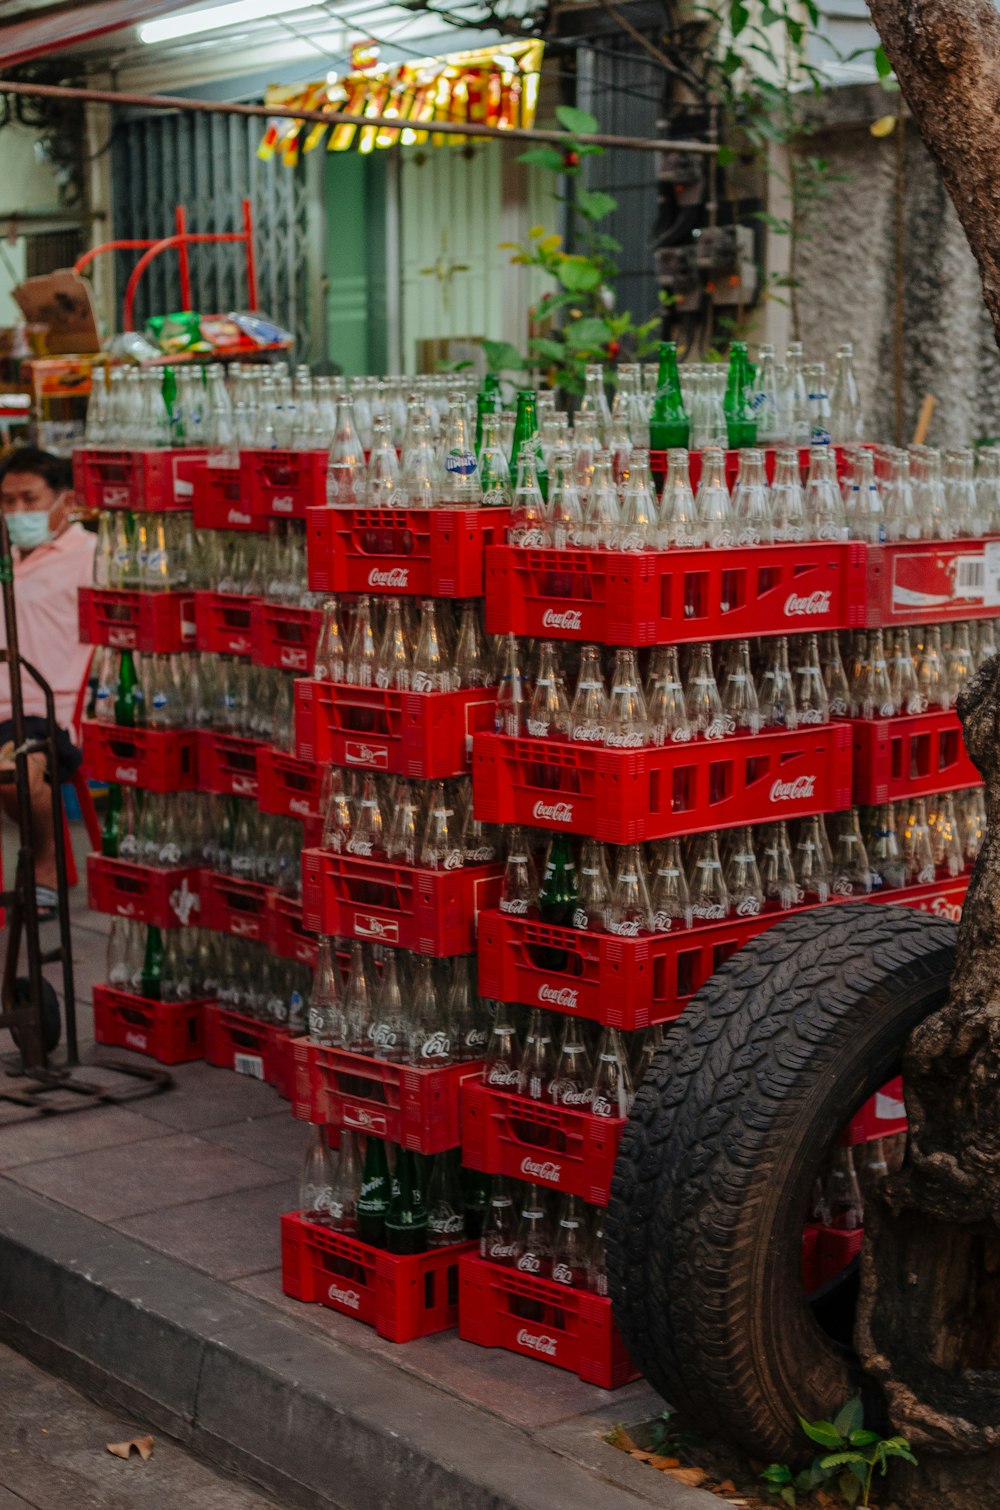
[0,821,659,1446]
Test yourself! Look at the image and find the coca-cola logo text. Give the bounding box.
[344,1105,388,1134]
[344,741,389,768]
[541,608,583,631]
[929,895,963,922]
[124,1031,149,1051]
[115,765,139,783]
[328,1284,361,1311]
[354,913,400,944]
[368,567,409,588]
[538,984,578,1010]
[769,774,816,802]
[532,800,574,823]
[516,1328,558,1356]
[520,1155,561,1181]
[784,589,832,617]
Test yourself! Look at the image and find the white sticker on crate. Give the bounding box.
[234,1053,265,1079]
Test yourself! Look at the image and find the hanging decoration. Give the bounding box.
[256,37,544,163]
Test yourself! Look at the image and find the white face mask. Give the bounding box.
[5,511,54,550]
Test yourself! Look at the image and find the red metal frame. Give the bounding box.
[73,199,258,332]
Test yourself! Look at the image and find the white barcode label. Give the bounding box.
[955,555,985,595]
[233,1052,265,1079]
[983,542,1000,606]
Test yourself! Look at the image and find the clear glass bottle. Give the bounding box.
[685,642,727,740]
[794,814,832,903]
[695,446,734,549]
[759,821,800,910]
[793,634,830,724]
[651,837,693,930]
[724,826,765,916]
[494,633,526,737]
[526,642,571,740]
[648,644,692,745]
[411,599,454,693]
[590,1026,634,1118]
[549,1017,593,1110]
[499,827,539,917]
[689,831,729,921]
[607,843,654,936]
[831,807,873,896]
[300,1124,336,1225]
[757,635,798,730]
[568,644,610,745]
[829,343,863,444]
[616,449,657,551]
[721,639,761,735]
[581,449,621,550]
[659,448,704,549]
[731,448,773,546]
[604,648,650,748]
[770,446,807,542]
[509,451,546,548]
[574,837,612,930]
[518,1008,557,1101]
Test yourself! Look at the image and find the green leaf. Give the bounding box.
[564,316,612,350]
[838,1470,862,1506]
[730,0,750,34]
[834,1396,865,1438]
[798,1416,846,1450]
[556,257,602,293]
[555,103,599,137]
[517,147,566,171]
[716,144,737,166]
[818,1451,864,1470]
[874,42,893,78]
[527,336,565,362]
[780,1489,796,1508]
[760,1464,794,1486]
[848,1430,881,1447]
[576,188,618,221]
[482,339,526,374]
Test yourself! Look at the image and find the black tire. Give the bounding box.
[606,903,956,1463]
[10,977,62,1055]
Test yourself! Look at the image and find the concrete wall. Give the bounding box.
[0,121,65,218]
[791,94,1000,448]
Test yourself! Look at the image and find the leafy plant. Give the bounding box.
[497,103,663,395]
[761,1396,917,1508]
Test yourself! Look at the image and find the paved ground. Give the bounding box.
[0,1341,280,1509]
[0,821,692,1510]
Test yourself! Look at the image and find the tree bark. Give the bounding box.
[854,656,1000,1501]
[865,0,1000,349]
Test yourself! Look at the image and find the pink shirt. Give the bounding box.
[0,523,96,733]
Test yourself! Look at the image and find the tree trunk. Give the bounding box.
[854,657,1000,1503]
[851,8,1000,1493]
[864,0,1000,347]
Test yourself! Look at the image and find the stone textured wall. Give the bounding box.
[792,118,1000,449]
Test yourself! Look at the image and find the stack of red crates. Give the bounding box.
[77,446,212,1061]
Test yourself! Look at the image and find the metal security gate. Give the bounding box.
[110,109,319,359]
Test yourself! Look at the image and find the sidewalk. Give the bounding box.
[0,821,715,1510]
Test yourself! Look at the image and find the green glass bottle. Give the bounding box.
[723,342,757,449]
[115,649,141,728]
[461,1165,491,1240]
[101,783,122,859]
[648,340,689,451]
[140,924,164,1001]
[539,831,579,926]
[384,1147,428,1255]
[475,376,503,455]
[510,389,548,501]
[356,1136,391,1248]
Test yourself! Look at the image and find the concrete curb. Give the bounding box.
[0,1182,719,1510]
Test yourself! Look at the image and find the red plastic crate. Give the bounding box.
[477,906,782,1029]
[250,599,322,672]
[73,447,206,511]
[865,538,1000,627]
[282,1211,472,1341]
[82,719,198,792]
[257,745,322,822]
[485,540,866,647]
[203,1003,287,1085]
[458,1253,636,1388]
[473,724,853,844]
[850,710,980,805]
[191,459,264,533]
[200,871,270,940]
[241,448,328,519]
[290,1038,480,1153]
[306,504,510,597]
[266,889,318,967]
[301,848,502,955]
[840,1074,907,1147]
[193,590,257,656]
[806,1223,865,1292]
[295,678,495,778]
[871,873,967,921]
[196,730,261,799]
[461,1080,623,1206]
[86,852,203,928]
[92,983,206,1064]
[78,588,196,654]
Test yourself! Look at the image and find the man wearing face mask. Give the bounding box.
[0,447,96,915]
